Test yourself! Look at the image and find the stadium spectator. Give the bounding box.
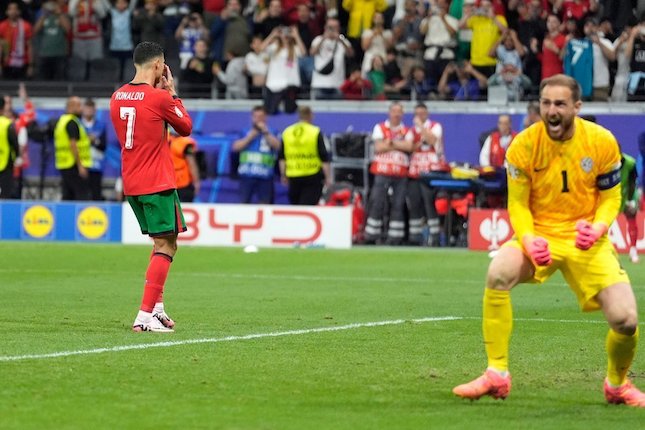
[611,19,636,102]
[599,16,617,42]
[366,55,387,100]
[54,96,92,201]
[0,97,19,199]
[382,48,404,93]
[80,98,107,201]
[437,60,488,101]
[175,12,209,69]
[169,127,200,202]
[108,0,138,82]
[404,65,436,100]
[232,105,280,204]
[342,0,388,59]
[511,0,546,92]
[625,17,645,100]
[360,12,393,77]
[584,17,616,101]
[253,0,286,39]
[311,17,353,100]
[33,0,70,80]
[210,0,251,64]
[160,0,190,38]
[261,26,305,114]
[245,34,269,97]
[487,30,532,101]
[132,0,165,47]
[540,14,566,80]
[405,103,444,247]
[364,102,411,245]
[0,1,33,80]
[553,0,598,22]
[214,49,247,99]
[563,19,593,99]
[294,3,322,88]
[181,39,216,98]
[69,0,110,78]
[419,0,458,88]
[110,41,193,333]
[460,0,508,79]
[279,106,331,205]
[453,74,645,409]
[392,0,423,78]
[340,66,372,99]
[603,0,636,35]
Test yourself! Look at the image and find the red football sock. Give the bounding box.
[140,253,173,312]
[627,216,638,248]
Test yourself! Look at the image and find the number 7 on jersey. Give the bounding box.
[119,107,136,149]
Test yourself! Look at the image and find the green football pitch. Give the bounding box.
[1,242,644,429]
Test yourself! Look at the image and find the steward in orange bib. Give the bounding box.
[169,128,200,202]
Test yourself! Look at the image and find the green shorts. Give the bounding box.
[126,189,187,237]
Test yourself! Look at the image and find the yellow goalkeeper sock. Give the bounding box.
[606,326,639,386]
[483,288,512,372]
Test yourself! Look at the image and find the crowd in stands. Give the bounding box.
[1,0,645,105]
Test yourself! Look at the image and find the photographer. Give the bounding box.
[437,60,488,100]
[420,0,458,87]
[175,12,209,69]
[459,0,508,79]
[311,17,354,100]
[232,106,280,204]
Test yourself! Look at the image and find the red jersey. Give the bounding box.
[110,83,192,196]
[0,19,32,67]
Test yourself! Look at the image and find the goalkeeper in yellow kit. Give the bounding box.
[453,74,645,407]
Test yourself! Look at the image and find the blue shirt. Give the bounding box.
[564,38,593,98]
[237,127,278,179]
[81,116,107,172]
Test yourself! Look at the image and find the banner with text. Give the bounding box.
[122,203,353,249]
[467,208,643,254]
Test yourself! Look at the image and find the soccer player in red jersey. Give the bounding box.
[110,41,193,332]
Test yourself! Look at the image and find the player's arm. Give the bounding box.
[506,163,535,242]
[593,163,622,229]
[158,65,193,136]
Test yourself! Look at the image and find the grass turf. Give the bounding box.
[0,242,644,429]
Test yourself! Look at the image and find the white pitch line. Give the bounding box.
[0,316,461,363]
[0,316,622,363]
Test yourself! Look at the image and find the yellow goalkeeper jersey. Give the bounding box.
[505,117,622,240]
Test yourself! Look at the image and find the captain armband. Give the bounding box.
[596,168,621,190]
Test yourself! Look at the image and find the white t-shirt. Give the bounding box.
[245,51,268,78]
[265,42,302,92]
[592,36,614,88]
[405,119,444,156]
[311,36,348,89]
[421,14,458,60]
[360,28,393,74]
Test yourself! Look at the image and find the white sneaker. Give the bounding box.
[630,246,640,263]
[153,311,175,329]
[132,315,174,333]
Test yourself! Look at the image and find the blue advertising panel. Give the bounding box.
[0,201,122,242]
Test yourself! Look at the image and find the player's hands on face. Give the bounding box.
[575,220,603,250]
[522,236,552,266]
[157,65,177,96]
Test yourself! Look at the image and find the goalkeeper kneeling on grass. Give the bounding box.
[452,74,645,407]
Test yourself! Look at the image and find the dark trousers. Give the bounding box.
[407,179,440,245]
[263,86,298,115]
[177,184,196,202]
[0,168,15,199]
[287,172,324,205]
[239,177,274,204]
[59,167,91,201]
[365,175,407,243]
[89,170,104,201]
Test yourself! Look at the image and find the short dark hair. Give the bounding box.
[133,41,164,66]
[84,97,95,107]
[415,102,428,110]
[252,105,265,114]
[539,74,581,102]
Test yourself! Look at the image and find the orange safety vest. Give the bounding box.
[170,135,197,188]
[489,130,517,168]
[369,122,409,178]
